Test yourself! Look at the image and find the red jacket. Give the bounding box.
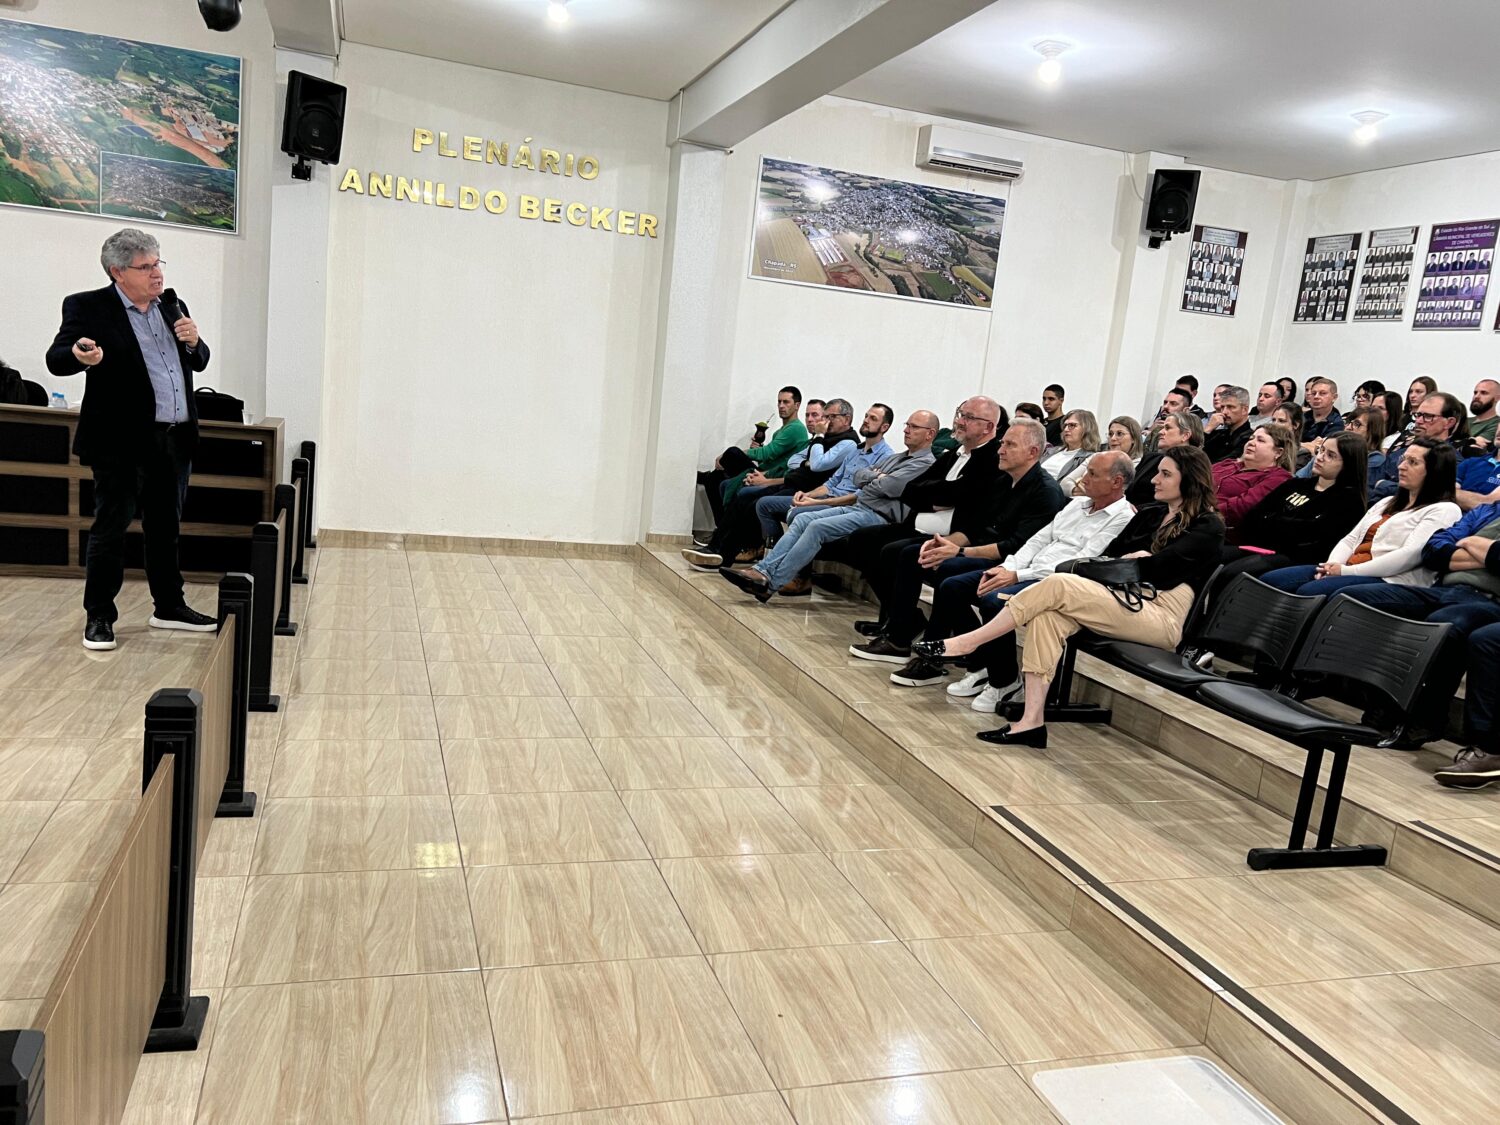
[1212,460,1292,528]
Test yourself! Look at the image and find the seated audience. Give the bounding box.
[1130,410,1203,506]
[1210,424,1296,529]
[932,404,963,454]
[1468,378,1499,450]
[1339,407,1387,491]
[1351,379,1386,411]
[694,385,806,528]
[910,451,1138,705]
[1040,410,1099,492]
[1377,391,1404,448]
[683,398,842,567]
[1435,624,1500,789]
[849,417,1066,665]
[736,404,896,589]
[1250,381,1282,427]
[1372,392,1465,500]
[1398,376,1439,434]
[1300,377,1344,455]
[1107,415,1143,462]
[1015,401,1044,423]
[1174,375,1208,418]
[1041,384,1067,445]
[914,446,1225,747]
[718,412,939,602]
[1203,385,1254,463]
[1259,438,1460,595]
[1337,496,1500,749]
[831,397,1005,635]
[1144,387,1197,450]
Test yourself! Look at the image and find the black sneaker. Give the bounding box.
[1435,747,1500,789]
[889,658,949,687]
[83,617,116,650]
[848,636,911,664]
[149,605,218,632]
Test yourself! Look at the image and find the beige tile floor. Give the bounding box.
[14,545,1489,1121]
[650,546,1500,1125]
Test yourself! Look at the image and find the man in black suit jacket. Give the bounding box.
[46,228,217,651]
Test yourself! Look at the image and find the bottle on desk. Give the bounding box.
[49,391,68,409]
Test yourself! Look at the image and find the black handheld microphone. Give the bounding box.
[159,287,184,326]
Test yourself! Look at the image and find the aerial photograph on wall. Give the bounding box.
[750,156,1005,309]
[0,17,240,231]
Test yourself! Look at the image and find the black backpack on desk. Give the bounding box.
[194,385,244,422]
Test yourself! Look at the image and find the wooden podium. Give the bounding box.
[0,403,283,580]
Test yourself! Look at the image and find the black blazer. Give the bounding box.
[1106,505,1226,593]
[45,284,211,465]
[899,435,1001,541]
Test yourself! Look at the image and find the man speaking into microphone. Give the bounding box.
[46,228,218,650]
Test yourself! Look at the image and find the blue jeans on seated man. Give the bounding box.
[753,505,887,589]
[1256,565,1389,597]
[755,493,797,543]
[1336,583,1500,732]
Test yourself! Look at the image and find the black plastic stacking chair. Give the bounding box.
[1090,575,1324,695]
[1196,597,1452,871]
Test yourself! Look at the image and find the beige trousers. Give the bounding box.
[1007,573,1197,680]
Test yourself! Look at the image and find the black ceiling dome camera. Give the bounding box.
[198,0,242,32]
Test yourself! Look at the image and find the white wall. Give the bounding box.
[710,97,1132,453]
[1266,150,1500,396]
[319,43,669,542]
[5,0,275,413]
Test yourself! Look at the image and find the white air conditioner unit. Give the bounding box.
[915,124,1024,182]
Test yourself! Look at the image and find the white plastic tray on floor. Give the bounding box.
[1032,1055,1284,1124]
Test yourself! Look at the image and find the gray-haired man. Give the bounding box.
[45,228,217,650]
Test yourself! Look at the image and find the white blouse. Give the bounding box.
[1328,497,1462,585]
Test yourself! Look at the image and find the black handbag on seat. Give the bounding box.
[1056,556,1158,612]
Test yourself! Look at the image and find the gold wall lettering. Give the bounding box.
[411,128,600,179]
[337,167,659,238]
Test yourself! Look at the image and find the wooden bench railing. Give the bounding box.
[0,574,256,1125]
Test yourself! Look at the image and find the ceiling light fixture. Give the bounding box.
[1032,40,1070,85]
[1351,109,1387,144]
[547,0,570,25]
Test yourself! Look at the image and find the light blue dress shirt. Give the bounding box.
[117,285,189,423]
[824,438,893,497]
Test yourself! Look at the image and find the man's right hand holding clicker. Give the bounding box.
[72,338,103,366]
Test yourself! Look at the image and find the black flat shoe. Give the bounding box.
[911,638,956,663]
[976,724,1048,748]
[718,567,773,603]
[854,619,884,637]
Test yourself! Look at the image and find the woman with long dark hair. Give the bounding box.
[1259,437,1460,596]
[1343,407,1387,489]
[1400,375,1439,433]
[915,446,1224,747]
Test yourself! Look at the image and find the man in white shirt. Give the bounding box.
[900,451,1137,704]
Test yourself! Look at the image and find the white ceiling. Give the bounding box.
[837,0,1500,181]
[338,0,793,101]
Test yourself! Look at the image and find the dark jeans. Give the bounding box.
[84,429,191,623]
[887,547,992,644]
[1466,622,1500,746]
[1257,565,1388,598]
[706,484,783,558]
[1337,583,1500,734]
[822,524,925,624]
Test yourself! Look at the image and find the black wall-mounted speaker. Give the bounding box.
[281,71,347,167]
[1144,169,1200,245]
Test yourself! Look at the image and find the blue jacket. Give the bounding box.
[1421,502,1500,574]
[1457,455,1500,496]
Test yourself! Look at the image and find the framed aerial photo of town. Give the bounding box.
[749,156,1005,310]
[0,18,240,232]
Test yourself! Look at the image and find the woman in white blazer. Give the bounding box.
[1258,437,1459,596]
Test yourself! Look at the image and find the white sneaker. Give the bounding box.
[946,668,990,698]
[971,680,1021,713]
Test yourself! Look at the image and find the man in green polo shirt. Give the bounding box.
[695,386,808,530]
[1469,379,1499,451]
